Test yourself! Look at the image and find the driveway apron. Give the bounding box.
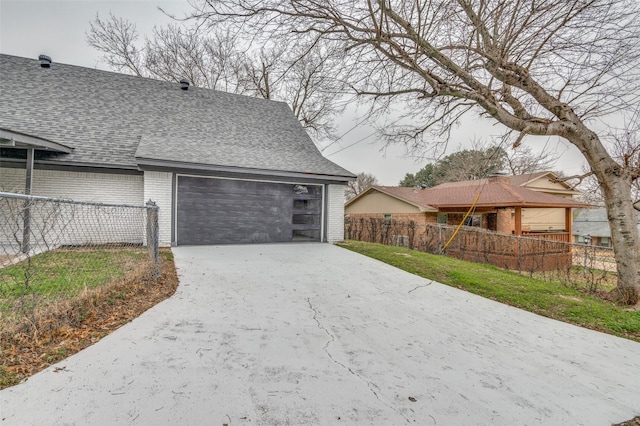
[1,244,639,425]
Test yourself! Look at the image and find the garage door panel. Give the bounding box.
[177,177,300,245]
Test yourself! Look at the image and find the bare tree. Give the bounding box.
[346,172,379,200]
[435,145,505,183]
[87,13,145,76]
[236,42,347,139]
[611,109,640,212]
[572,108,640,209]
[503,144,556,176]
[87,14,244,89]
[87,13,346,140]
[191,0,640,303]
[575,173,606,206]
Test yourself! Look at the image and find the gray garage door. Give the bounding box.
[176,176,322,245]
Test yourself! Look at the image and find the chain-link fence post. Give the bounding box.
[145,200,160,279]
[21,198,31,254]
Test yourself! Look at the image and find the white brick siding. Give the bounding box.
[143,171,173,247]
[0,167,25,192]
[0,167,143,203]
[326,184,346,243]
[0,167,146,251]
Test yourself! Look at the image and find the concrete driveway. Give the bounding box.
[1,244,639,425]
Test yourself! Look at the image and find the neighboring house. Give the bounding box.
[345,173,588,241]
[0,54,354,246]
[572,208,640,247]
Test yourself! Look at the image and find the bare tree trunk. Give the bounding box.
[600,175,640,304]
[569,128,640,304]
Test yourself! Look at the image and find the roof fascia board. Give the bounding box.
[521,172,577,191]
[344,185,376,207]
[0,157,140,174]
[0,129,73,153]
[434,202,589,209]
[518,171,553,187]
[528,188,582,196]
[136,158,354,183]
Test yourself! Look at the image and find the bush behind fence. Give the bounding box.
[345,217,616,291]
[0,192,160,331]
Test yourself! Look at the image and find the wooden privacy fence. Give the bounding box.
[344,217,572,273]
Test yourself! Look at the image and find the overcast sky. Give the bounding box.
[1,0,589,184]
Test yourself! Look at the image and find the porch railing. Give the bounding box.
[521,231,570,242]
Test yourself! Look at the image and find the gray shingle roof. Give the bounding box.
[572,208,640,237]
[0,54,354,179]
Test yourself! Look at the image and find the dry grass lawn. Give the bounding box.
[0,250,179,389]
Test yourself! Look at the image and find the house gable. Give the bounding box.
[515,172,580,197]
[346,189,423,214]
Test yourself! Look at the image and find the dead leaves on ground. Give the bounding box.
[0,255,179,389]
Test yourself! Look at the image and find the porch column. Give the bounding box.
[21,148,34,253]
[514,206,522,236]
[565,208,572,243]
[496,208,512,235]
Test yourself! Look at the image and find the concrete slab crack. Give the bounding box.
[306,298,411,423]
[408,281,433,294]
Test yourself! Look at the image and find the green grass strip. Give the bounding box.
[0,248,147,312]
[339,241,640,342]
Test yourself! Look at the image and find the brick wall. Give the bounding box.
[344,213,436,246]
[0,167,143,203]
[143,171,173,247]
[497,208,514,234]
[1,167,146,249]
[326,184,346,243]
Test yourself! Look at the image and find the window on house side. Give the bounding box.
[463,215,482,227]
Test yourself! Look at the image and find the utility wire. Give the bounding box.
[321,114,371,153]
[324,116,406,157]
[324,130,377,157]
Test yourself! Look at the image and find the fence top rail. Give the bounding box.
[346,218,612,250]
[0,191,156,210]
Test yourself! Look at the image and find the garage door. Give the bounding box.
[176,176,322,245]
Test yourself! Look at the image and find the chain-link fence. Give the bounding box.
[345,217,617,291]
[0,191,160,331]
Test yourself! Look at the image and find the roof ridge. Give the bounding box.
[0,53,290,107]
[498,182,526,203]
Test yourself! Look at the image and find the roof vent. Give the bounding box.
[179,79,190,90]
[38,54,52,68]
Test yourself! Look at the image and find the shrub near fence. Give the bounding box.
[0,192,160,331]
[344,216,616,290]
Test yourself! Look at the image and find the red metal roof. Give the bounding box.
[366,182,589,209]
[433,171,577,192]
